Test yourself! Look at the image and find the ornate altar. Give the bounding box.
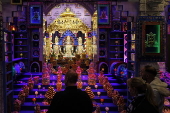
[43,7,98,64]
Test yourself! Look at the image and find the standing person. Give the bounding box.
[126,77,159,113]
[141,65,170,113]
[47,69,93,113]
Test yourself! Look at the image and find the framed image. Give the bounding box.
[30,4,42,24]
[98,4,110,24]
[99,32,107,41]
[11,0,22,5]
[32,32,39,41]
[99,48,107,58]
[32,48,39,57]
[112,11,121,21]
[142,22,163,56]
[18,22,27,32]
[113,22,121,31]
[122,22,127,32]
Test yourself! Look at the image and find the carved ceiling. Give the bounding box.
[43,1,96,16]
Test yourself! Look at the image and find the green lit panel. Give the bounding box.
[145,25,160,53]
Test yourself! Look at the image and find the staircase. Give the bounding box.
[13,72,127,113]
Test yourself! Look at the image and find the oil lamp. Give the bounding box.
[32,98,36,104]
[35,91,38,97]
[95,85,98,90]
[97,91,101,97]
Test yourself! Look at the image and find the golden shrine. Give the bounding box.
[47,7,91,33]
[43,7,98,70]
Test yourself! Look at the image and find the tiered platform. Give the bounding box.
[13,73,127,113]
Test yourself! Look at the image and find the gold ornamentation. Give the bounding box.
[47,7,91,33]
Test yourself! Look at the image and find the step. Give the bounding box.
[19,110,119,113]
[14,72,127,113]
[13,87,127,96]
[22,72,112,75]
[17,76,120,83]
[14,82,127,90]
[22,72,113,78]
[13,95,121,103]
[20,102,118,111]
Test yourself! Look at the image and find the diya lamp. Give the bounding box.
[102,68,104,71]
[100,98,104,104]
[35,91,38,97]
[97,91,101,97]
[95,85,98,90]
[38,85,41,90]
[105,107,109,113]
[20,53,23,58]
[32,98,36,104]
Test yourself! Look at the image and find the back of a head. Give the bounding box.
[127,77,158,108]
[127,77,146,93]
[65,69,78,84]
[144,65,157,77]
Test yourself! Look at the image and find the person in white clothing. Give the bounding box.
[140,65,170,113]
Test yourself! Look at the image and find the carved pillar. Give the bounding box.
[139,0,170,16]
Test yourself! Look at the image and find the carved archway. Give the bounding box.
[43,2,95,16]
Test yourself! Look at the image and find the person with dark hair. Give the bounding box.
[141,65,170,113]
[126,77,159,113]
[47,69,93,113]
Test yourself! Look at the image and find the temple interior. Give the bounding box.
[0,0,170,113]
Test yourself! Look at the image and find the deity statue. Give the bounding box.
[77,37,84,55]
[78,37,82,45]
[92,44,97,55]
[33,11,39,20]
[63,36,74,57]
[92,36,97,55]
[55,36,59,45]
[93,36,97,45]
[43,37,47,55]
[45,38,51,60]
[86,38,92,58]
[146,32,156,47]
[100,10,108,19]
[53,36,60,59]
